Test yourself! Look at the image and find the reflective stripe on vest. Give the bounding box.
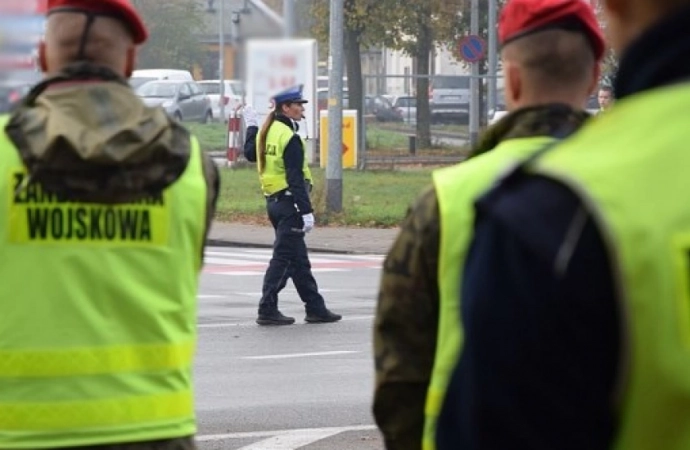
[423,136,558,450]
[0,114,206,448]
[533,83,690,450]
[257,120,312,196]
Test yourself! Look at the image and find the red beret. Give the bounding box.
[47,0,148,44]
[499,0,605,60]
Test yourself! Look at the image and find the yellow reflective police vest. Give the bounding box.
[257,119,313,196]
[0,115,207,448]
[532,83,690,450]
[423,135,559,450]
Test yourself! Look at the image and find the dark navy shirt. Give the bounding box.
[243,115,312,214]
[436,176,620,450]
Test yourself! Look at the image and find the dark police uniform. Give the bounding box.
[243,86,341,325]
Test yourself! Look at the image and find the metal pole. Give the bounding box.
[488,0,498,114]
[219,0,226,122]
[469,0,480,148]
[283,0,296,38]
[326,0,344,213]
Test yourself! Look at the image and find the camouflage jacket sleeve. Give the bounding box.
[373,185,441,450]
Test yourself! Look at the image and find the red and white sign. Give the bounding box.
[245,39,318,162]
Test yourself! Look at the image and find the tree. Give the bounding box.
[130,0,204,70]
[308,0,393,139]
[309,0,467,149]
[593,4,618,87]
[382,0,467,147]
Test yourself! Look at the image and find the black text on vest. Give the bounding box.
[12,173,164,242]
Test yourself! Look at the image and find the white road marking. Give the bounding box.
[217,268,349,276]
[243,351,358,360]
[196,425,378,444]
[234,428,345,449]
[196,315,374,328]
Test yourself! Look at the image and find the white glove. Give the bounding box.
[243,105,259,128]
[302,213,315,233]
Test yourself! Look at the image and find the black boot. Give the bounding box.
[305,309,342,324]
[257,310,295,326]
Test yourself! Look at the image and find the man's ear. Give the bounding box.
[38,40,48,73]
[506,63,522,107]
[124,46,137,78]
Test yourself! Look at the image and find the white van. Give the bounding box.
[130,69,194,89]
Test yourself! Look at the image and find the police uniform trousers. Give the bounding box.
[259,195,327,314]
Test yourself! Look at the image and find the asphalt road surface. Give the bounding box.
[195,247,386,449]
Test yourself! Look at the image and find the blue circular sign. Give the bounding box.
[458,35,487,63]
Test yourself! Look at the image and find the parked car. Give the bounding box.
[365,95,402,122]
[394,96,417,124]
[198,79,244,122]
[136,80,212,123]
[430,75,471,106]
[0,80,32,113]
[129,69,194,90]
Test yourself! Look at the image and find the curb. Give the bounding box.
[205,239,368,255]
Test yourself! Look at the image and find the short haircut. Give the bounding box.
[599,85,613,93]
[502,28,596,91]
[45,12,133,70]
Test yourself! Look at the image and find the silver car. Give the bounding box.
[136,80,213,123]
[198,79,244,123]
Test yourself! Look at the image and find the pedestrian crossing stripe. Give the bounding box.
[196,424,378,448]
[202,248,383,275]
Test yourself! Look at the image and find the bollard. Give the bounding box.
[408,135,417,155]
[226,109,241,167]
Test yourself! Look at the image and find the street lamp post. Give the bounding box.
[218,0,226,123]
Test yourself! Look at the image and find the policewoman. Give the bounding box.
[243,85,341,326]
[0,0,218,448]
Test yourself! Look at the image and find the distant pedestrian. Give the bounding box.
[598,84,615,113]
[0,0,218,448]
[373,0,604,448]
[242,86,341,326]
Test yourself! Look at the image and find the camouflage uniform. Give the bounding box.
[373,104,591,450]
[5,63,219,258]
[3,63,218,450]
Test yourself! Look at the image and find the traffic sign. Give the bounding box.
[458,35,487,63]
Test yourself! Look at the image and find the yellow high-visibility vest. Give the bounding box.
[533,83,690,450]
[257,119,312,195]
[0,115,207,448]
[424,135,559,450]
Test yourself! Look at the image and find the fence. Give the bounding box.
[350,74,503,166]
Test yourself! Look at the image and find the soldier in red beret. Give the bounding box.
[373,0,604,448]
[437,0,690,447]
[0,1,217,449]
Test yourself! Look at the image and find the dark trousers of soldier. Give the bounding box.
[54,437,196,450]
[259,196,327,314]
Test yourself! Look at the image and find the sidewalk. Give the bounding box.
[207,221,399,255]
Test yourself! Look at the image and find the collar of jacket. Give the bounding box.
[469,103,590,159]
[275,114,299,132]
[615,4,690,99]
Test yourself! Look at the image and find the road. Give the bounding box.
[195,247,385,449]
